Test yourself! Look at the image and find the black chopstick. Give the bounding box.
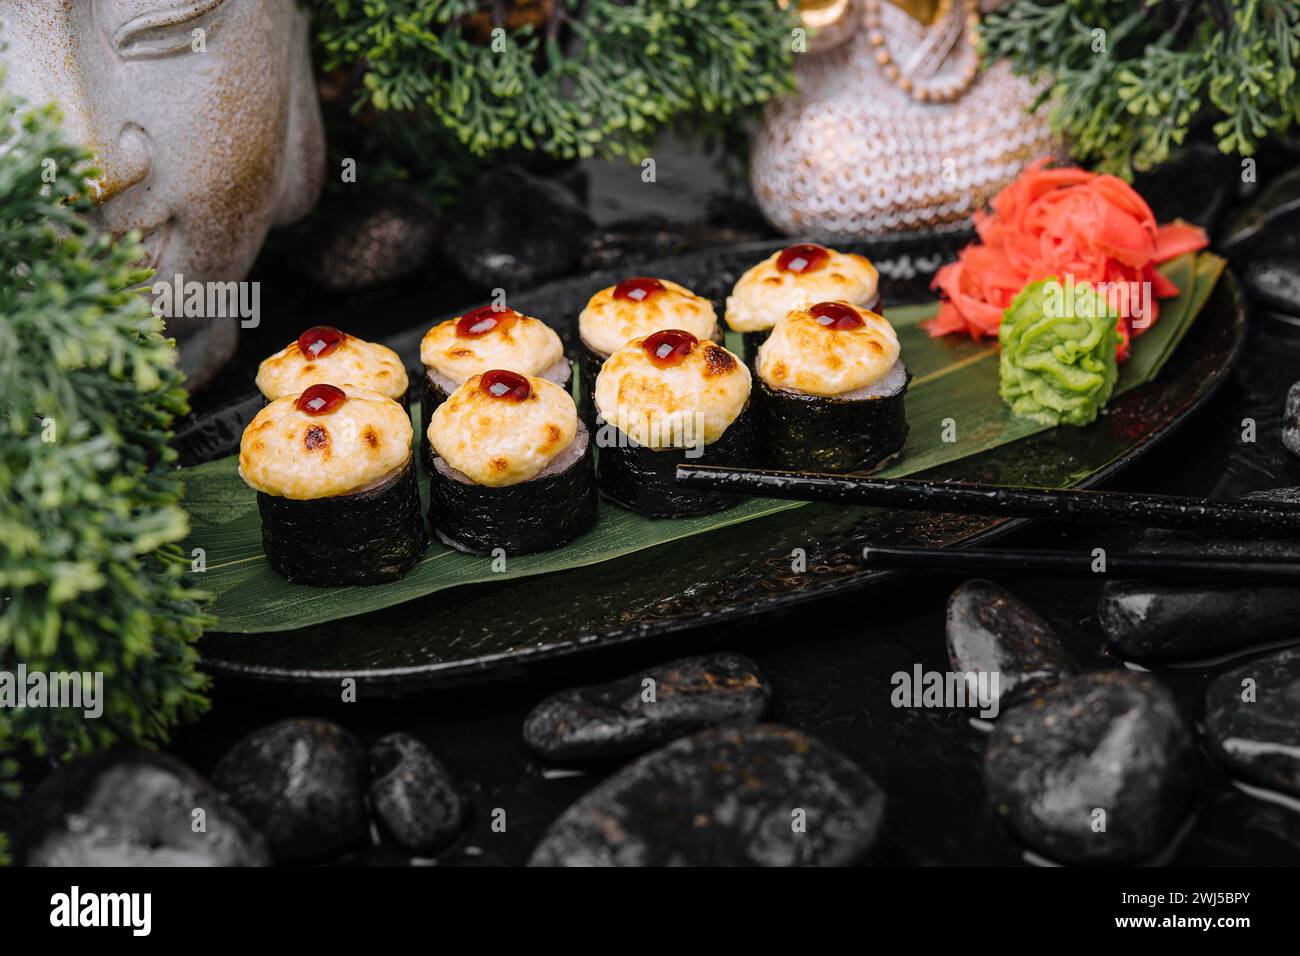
[861,545,1300,584]
[675,464,1300,538]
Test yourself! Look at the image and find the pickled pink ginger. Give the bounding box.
[926,158,1209,360]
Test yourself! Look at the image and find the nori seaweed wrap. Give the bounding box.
[576,337,608,433]
[597,401,756,517]
[740,330,770,366]
[426,370,598,555]
[240,383,427,586]
[754,301,909,474]
[258,460,426,585]
[593,330,755,518]
[429,423,597,554]
[755,372,910,473]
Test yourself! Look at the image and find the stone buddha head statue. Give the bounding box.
[0,0,325,389]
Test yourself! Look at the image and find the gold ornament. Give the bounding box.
[781,0,858,53]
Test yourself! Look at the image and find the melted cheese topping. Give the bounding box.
[756,303,901,397]
[594,338,751,449]
[256,334,408,401]
[427,375,579,487]
[578,279,718,357]
[239,386,414,499]
[725,249,879,333]
[420,312,565,384]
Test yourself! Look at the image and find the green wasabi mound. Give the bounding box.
[998,277,1119,427]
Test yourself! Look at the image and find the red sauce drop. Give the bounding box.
[456,305,519,337]
[297,325,346,359]
[642,329,697,367]
[479,369,531,402]
[613,277,666,303]
[296,383,347,415]
[777,244,830,274]
[809,301,865,330]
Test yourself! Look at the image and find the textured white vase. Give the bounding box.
[0,0,325,389]
[751,1,1061,239]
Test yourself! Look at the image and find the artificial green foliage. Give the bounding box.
[981,0,1300,176]
[312,0,797,181]
[0,90,211,771]
[0,725,14,865]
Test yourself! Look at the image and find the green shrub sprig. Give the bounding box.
[981,0,1300,176]
[0,91,211,790]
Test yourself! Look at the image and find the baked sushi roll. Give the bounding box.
[426,370,597,555]
[256,326,409,404]
[725,244,879,364]
[594,329,754,518]
[755,301,909,474]
[239,383,427,586]
[577,277,720,430]
[420,305,568,472]
[420,304,567,416]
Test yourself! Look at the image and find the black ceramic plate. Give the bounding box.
[192,235,1246,693]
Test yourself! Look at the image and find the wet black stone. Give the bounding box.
[984,671,1195,866]
[16,748,270,866]
[1221,166,1300,317]
[212,718,367,865]
[1283,383,1300,458]
[522,652,771,762]
[367,733,466,853]
[580,222,766,273]
[1222,165,1300,251]
[1245,231,1300,318]
[172,392,265,467]
[945,580,1077,712]
[529,724,885,866]
[440,164,593,289]
[1133,142,1235,230]
[288,183,441,293]
[1204,647,1300,797]
[1099,487,1300,663]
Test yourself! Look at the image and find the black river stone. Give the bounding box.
[16,748,270,866]
[984,671,1195,865]
[440,164,593,289]
[1283,383,1300,459]
[212,718,367,865]
[1244,231,1300,319]
[523,652,771,762]
[1133,141,1235,231]
[1222,165,1300,317]
[288,182,441,293]
[528,724,885,866]
[580,221,768,273]
[945,579,1078,712]
[367,733,466,853]
[1204,647,1300,797]
[1099,487,1300,663]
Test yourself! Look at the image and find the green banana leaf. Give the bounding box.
[183,253,1223,633]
